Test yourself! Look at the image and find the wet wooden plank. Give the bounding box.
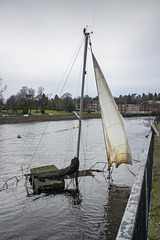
[33,178,65,191]
[30,164,58,174]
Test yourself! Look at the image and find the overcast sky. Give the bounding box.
[0,0,160,100]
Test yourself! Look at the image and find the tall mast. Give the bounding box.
[77,28,90,159]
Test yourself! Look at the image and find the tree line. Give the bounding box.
[4,86,77,114]
[115,92,160,105]
[0,79,160,115]
[2,85,92,114]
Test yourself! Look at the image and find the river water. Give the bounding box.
[0,117,153,239]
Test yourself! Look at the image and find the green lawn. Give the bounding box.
[31,110,70,115]
[0,109,101,117]
[0,109,73,116]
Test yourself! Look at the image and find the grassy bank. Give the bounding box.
[0,109,70,116]
[0,113,101,124]
[149,122,160,239]
[0,110,158,125]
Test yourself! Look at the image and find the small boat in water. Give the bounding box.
[26,27,132,193]
[27,157,79,192]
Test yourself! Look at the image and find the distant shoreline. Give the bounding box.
[0,112,156,125]
[0,113,101,124]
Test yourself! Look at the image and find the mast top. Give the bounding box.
[83,26,93,36]
[83,26,93,51]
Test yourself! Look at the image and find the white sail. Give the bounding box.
[92,53,132,168]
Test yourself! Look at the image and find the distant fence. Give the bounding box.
[116,131,154,239]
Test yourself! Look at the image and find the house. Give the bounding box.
[85,100,100,112]
[126,104,141,113]
[140,105,152,113]
[117,103,152,113]
[117,104,126,114]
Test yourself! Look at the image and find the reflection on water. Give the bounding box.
[0,117,153,239]
[34,189,83,206]
[102,184,131,240]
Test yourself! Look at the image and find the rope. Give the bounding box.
[0,176,20,192]
[125,164,136,177]
[63,122,78,166]
[25,121,50,174]
[59,37,84,97]
[54,36,84,97]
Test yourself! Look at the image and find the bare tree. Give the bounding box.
[6,95,19,114]
[36,86,45,112]
[0,78,7,102]
[61,92,75,112]
[19,86,28,98]
[17,86,36,114]
[37,86,45,100]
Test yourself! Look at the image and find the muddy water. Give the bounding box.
[0,117,153,239]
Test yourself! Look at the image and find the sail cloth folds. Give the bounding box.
[92,53,132,168]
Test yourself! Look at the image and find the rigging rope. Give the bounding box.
[54,36,84,97]
[59,37,84,97]
[20,124,42,166]
[25,121,50,174]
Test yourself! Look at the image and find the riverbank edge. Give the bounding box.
[0,112,156,125]
[0,113,101,124]
[149,122,160,239]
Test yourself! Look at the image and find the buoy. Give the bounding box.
[17,135,22,138]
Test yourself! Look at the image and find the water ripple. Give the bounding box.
[0,117,153,239]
